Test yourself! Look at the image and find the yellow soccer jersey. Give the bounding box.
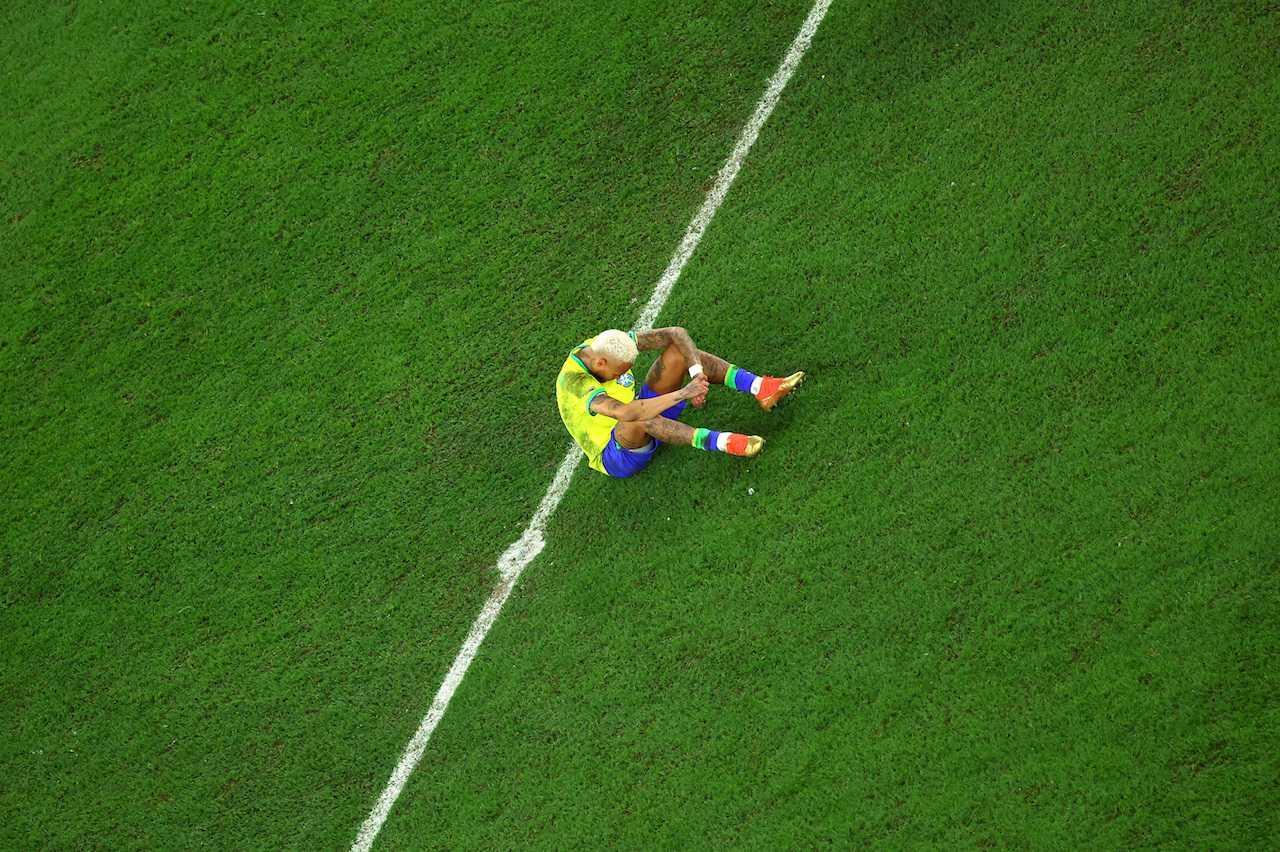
[556,334,638,474]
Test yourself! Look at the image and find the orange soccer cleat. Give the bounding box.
[756,371,806,412]
[719,432,766,457]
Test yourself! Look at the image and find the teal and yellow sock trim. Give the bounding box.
[692,427,711,451]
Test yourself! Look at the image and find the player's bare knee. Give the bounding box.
[615,419,649,447]
[661,344,689,372]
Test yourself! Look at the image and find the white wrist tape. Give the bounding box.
[688,363,704,379]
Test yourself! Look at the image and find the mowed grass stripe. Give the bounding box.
[374,0,1279,847]
[2,1,814,847]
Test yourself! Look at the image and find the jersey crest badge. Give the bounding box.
[618,372,635,389]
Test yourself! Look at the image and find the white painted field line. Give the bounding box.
[637,0,833,330]
[351,2,832,849]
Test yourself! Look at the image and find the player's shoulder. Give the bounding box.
[557,345,599,393]
[560,341,587,368]
[559,337,595,372]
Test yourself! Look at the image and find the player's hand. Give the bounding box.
[677,374,709,401]
[689,358,709,407]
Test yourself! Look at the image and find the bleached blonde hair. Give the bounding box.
[592,329,638,364]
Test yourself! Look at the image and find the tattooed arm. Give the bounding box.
[590,376,708,421]
[635,326,702,372]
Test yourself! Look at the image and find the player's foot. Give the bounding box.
[693,428,763,457]
[756,371,805,412]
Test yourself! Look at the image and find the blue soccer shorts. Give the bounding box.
[600,383,689,478]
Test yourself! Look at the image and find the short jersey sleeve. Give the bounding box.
[558,369,599,411]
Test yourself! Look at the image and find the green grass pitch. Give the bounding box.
[3,0,1278,848]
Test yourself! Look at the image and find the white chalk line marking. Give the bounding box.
[351,2,832,848]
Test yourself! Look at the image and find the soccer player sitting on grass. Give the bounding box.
[556,327,804,478]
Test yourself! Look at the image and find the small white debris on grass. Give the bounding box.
[748,487,755,496]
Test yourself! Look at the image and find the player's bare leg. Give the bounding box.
[642,417,764,457]
[614,414,762,457]
[645,345,727,395]
[645,342,804,411]
[613,416,653,450]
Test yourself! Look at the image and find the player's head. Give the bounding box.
[587,329,637,381]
